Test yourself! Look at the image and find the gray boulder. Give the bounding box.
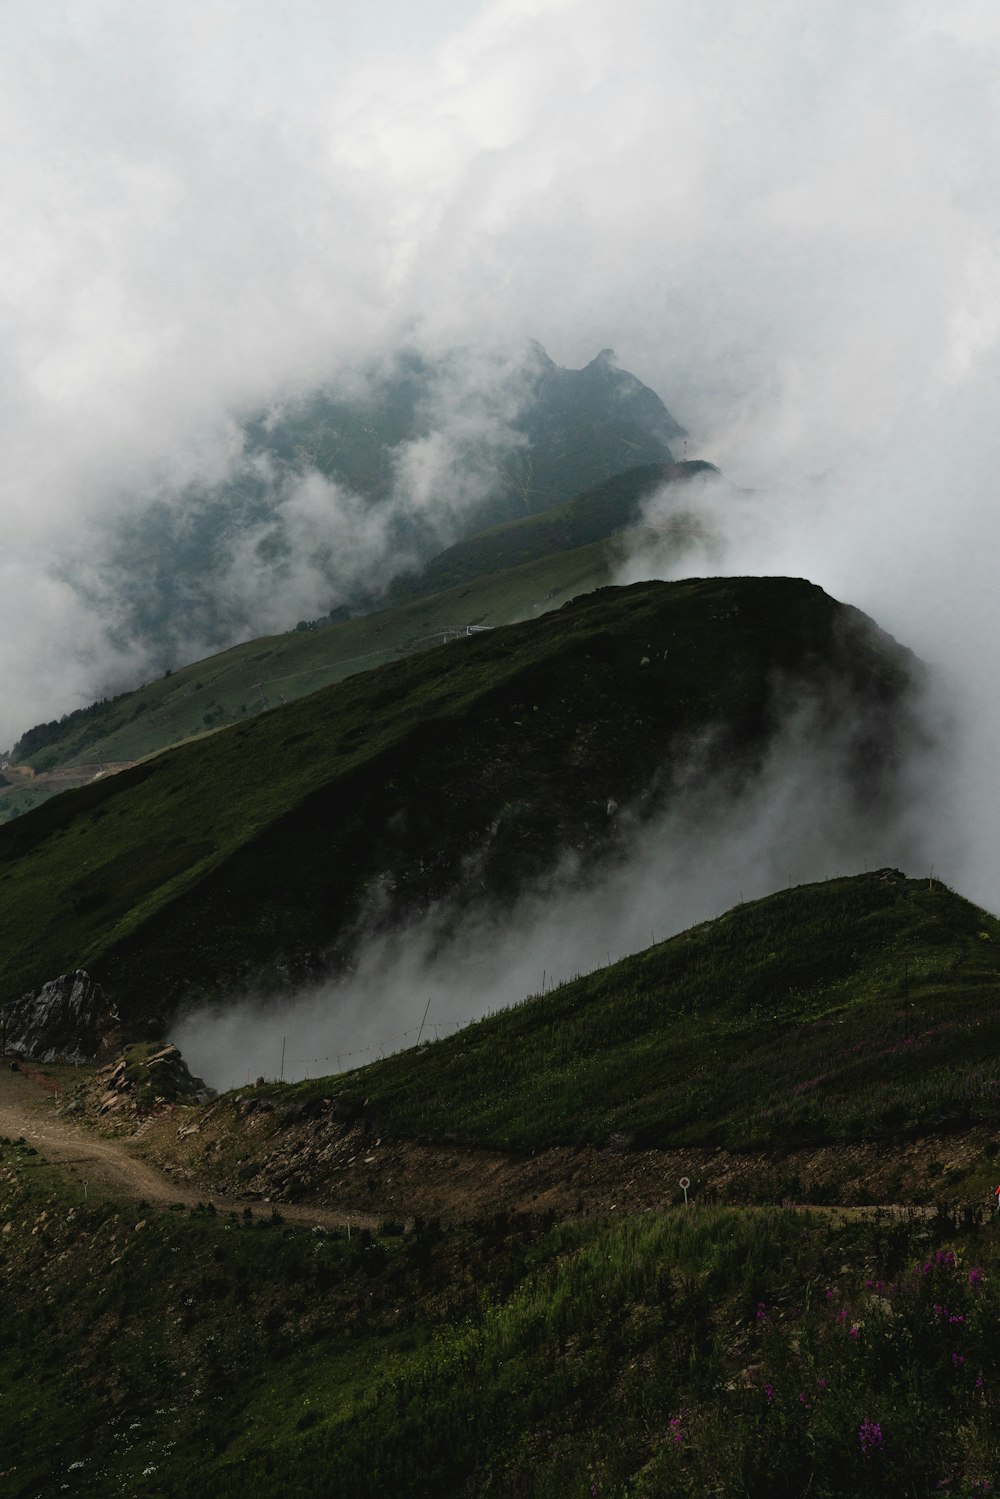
[2,971,113,1062]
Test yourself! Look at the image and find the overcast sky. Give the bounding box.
[4,1,1000,780]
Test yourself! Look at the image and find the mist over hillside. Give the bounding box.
[177,695,940,1091]
[5,0,1000,1050]
[9,12,1000,1490]
[5,0,998,782]
[0,578,923,1040]
[93,344,685,682]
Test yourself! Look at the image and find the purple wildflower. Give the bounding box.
[668,1411,685,1448]
[969,1266,985,1287]
[764,1384,774,1405]
[859,1417,883,1454]
[756,1300,767,1323]
[849,1326,860,1340]
[952,1352,965,1368]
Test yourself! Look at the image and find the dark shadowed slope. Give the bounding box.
[0,578,918,1028]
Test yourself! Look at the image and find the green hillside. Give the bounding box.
[5,873,1000,1496]
[5,461,712,793]
[5,1156,999,1499]
[0,578,916,1026]
[280,871,1000,1155]
[5,535,614,779]
[386,459,716,602]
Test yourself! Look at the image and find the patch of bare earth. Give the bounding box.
[137,1092,1000,1224]
[0,1062,378,1230]
[4,1059,998,1224]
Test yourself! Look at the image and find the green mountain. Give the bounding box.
[6,461,711,790]
[0,578,916,1029]
[245,343,687,525]
[386,457,717,603]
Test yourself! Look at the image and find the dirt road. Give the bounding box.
[0,1063,960,1230]
[0,1063,378,1231]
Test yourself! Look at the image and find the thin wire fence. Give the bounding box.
[226,968,574,1090]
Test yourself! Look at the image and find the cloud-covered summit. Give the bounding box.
[30,342,682,711]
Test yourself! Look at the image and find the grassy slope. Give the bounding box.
[277,872,1000,1154]
[385,459,715,601]
[8,462,707,786]
[5,875,1000,1497]
[3,1140,999,1498]
[4,538,615,782]
[0,578,915,1024]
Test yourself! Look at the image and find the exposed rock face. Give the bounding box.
[2,971,112,1062]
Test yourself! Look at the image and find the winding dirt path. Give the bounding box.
[0,1064,378,1231]
[0,1064,953,1230]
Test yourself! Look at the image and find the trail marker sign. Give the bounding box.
[679,1175,690,1206]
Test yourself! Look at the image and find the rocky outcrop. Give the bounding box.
[2,971,114,1062]
[90,1043,215,1118]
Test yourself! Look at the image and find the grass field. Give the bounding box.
[4,868,1000,1495]
[1,536,616,784]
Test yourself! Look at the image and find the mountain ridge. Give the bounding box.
[6,459,714,786]
[0,577,918,1030]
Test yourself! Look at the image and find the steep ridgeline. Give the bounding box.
[7,460,711,787]
[0,578,920,1031]
[386,458,718,604]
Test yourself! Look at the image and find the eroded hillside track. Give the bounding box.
[0,1064,378,1230]
[0,1063,954,1232]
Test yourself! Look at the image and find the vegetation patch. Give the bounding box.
[2,1133,999,1498]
